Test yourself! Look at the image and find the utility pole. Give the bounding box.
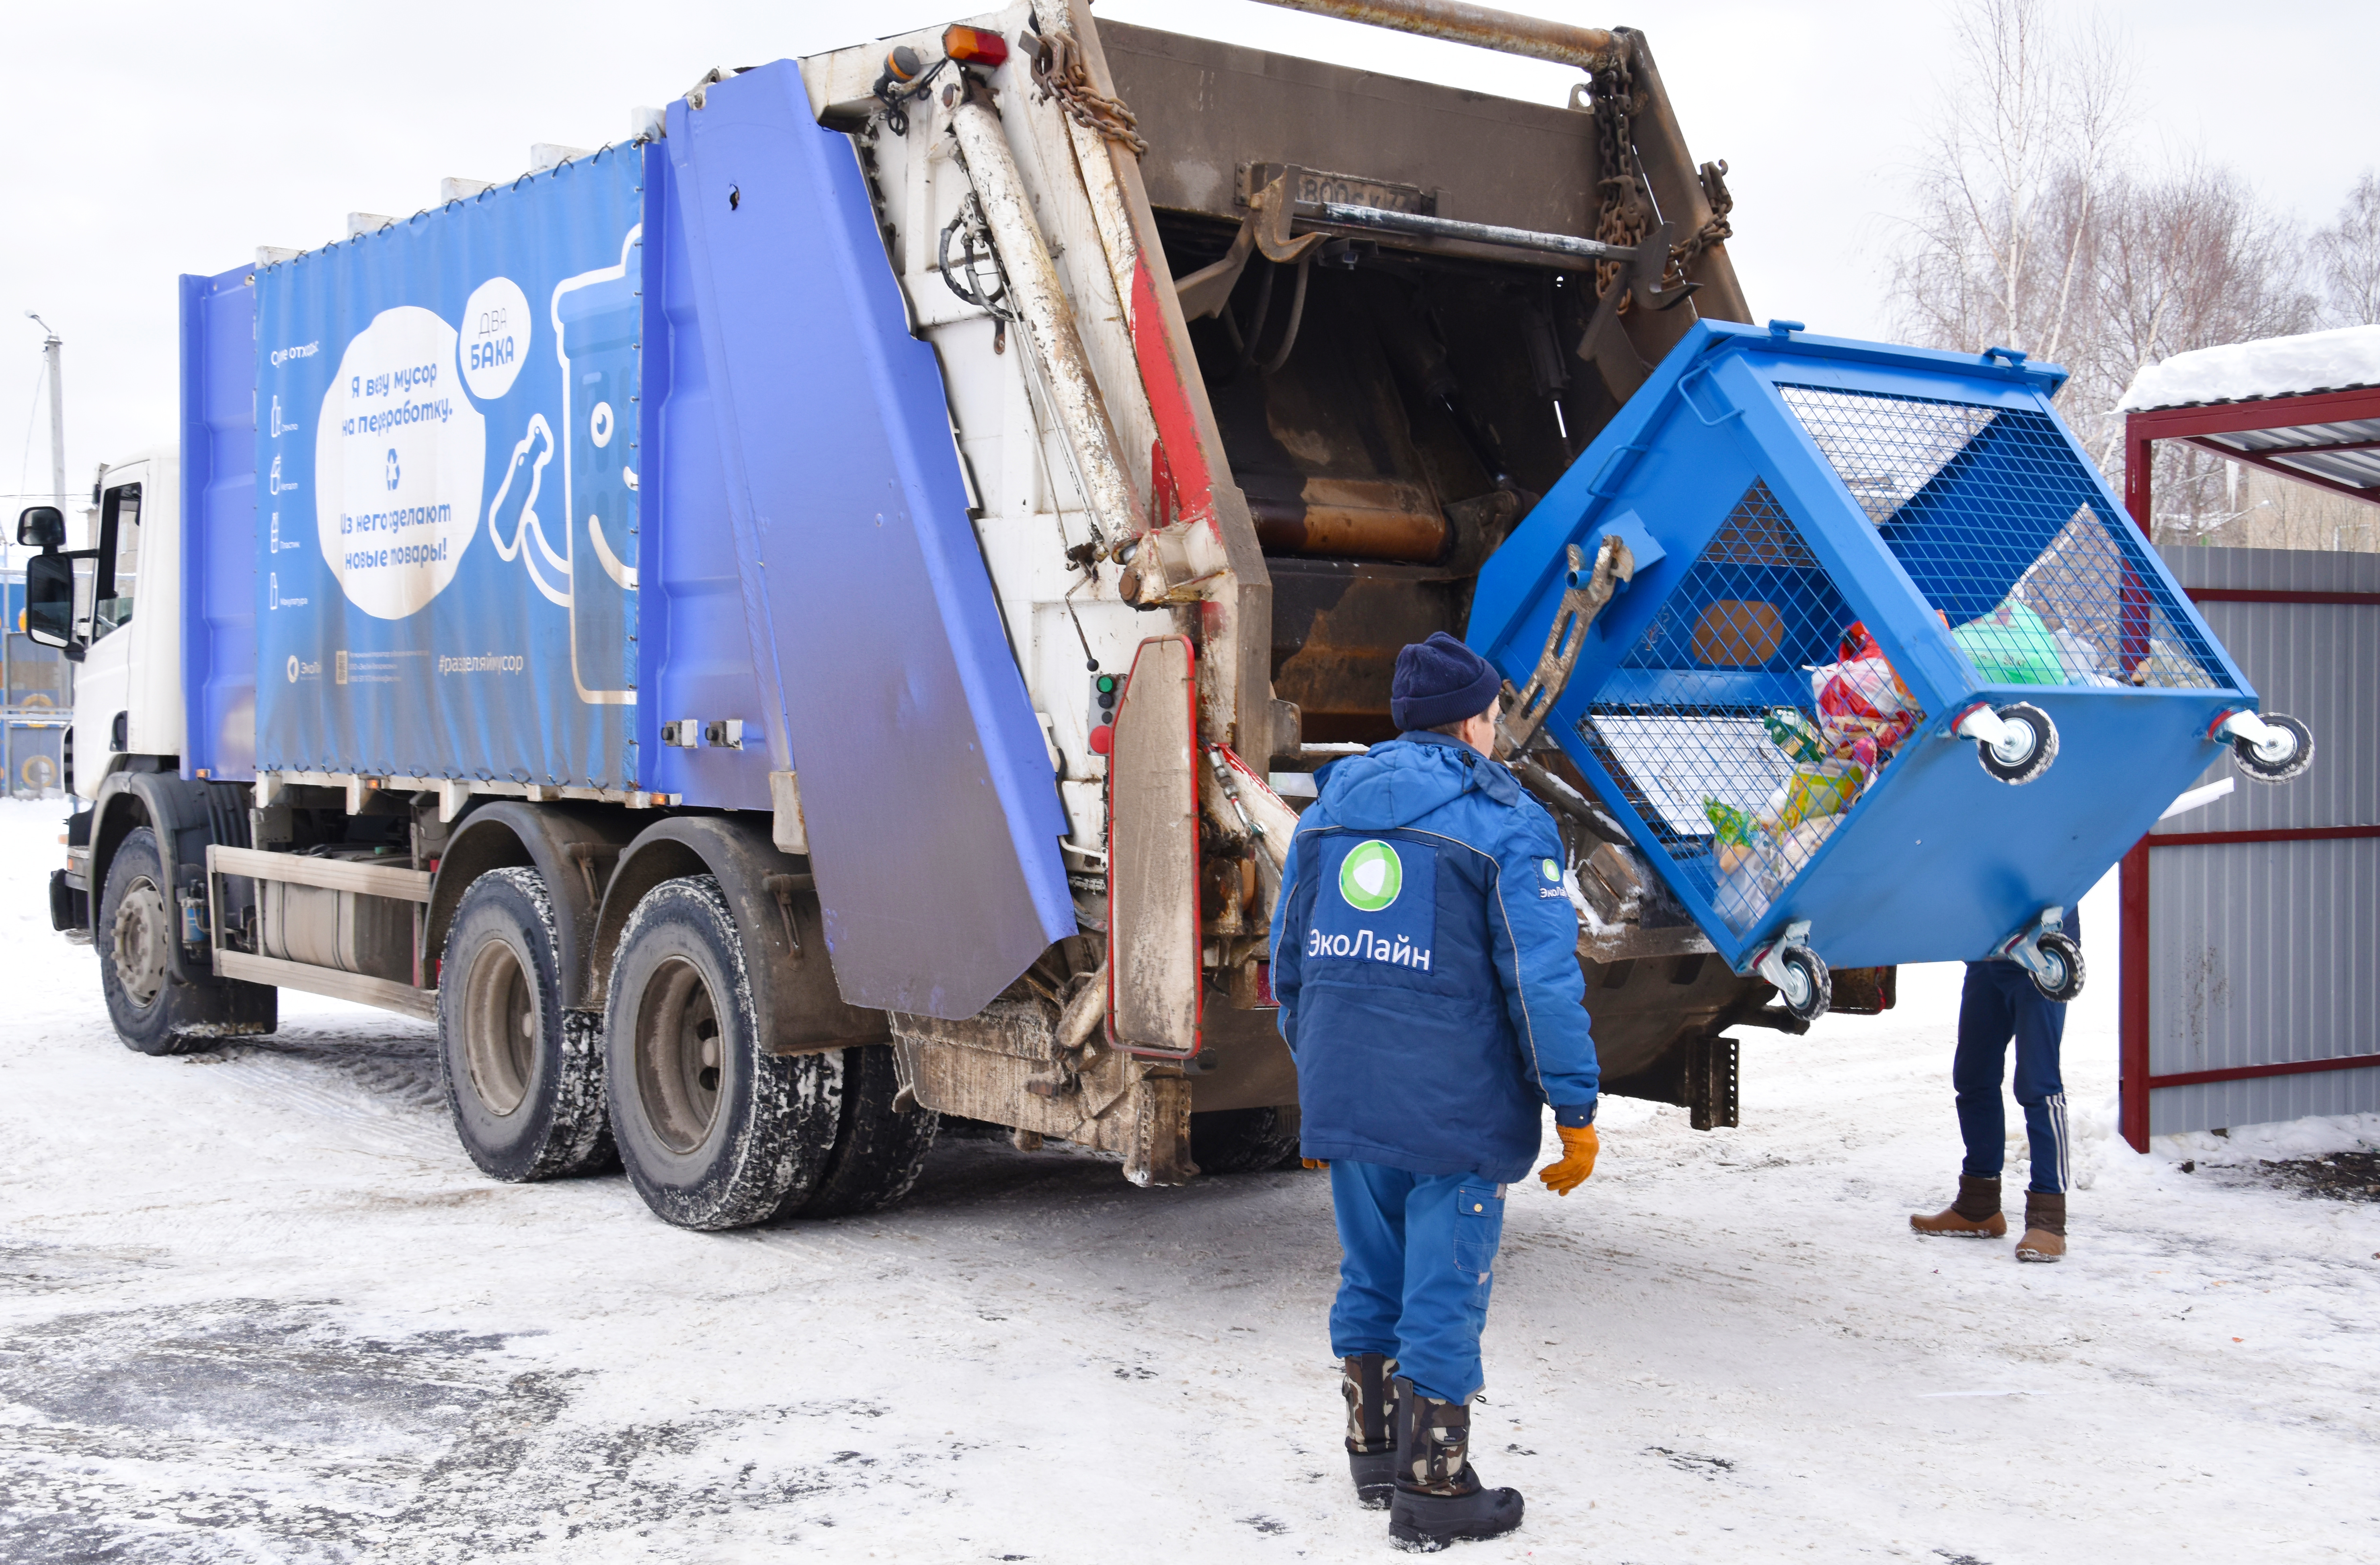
[25,312,65,513]
[15,311,66,777]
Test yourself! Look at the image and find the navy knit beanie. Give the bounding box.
[1391,632,1503,732]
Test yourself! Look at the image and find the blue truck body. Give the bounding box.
[176,63,1074,1018]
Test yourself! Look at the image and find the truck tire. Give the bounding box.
[437,868,616,1182]
[1188,1106,1303,1175]
[604,876,838,1230]
[796,1044,940,1217]
[96,827,203,1056]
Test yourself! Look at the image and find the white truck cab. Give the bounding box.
[20,449,185,797]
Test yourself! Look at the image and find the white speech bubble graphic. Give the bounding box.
[459,275,531,401]
[316,306,486,619]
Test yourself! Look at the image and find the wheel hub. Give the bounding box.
[1990,717,2039,765]
[111,876,170,1009]
[635,956,724,1154]
[462,938,538,1117]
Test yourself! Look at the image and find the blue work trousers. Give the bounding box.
[1955,960,2070,1194]
[1328,1161,1505,1405]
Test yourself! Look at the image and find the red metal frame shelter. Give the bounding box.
[2119,385,2380,1151]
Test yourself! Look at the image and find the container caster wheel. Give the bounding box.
[1958,701,2058,785]
[2027,931,2085,1003]
[1754,923,1830,1023]
[2220,711,2313,785]
[1773,946,1831,1022]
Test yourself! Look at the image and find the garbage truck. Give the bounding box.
[21,0,2306,1230]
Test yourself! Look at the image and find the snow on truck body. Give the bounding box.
[38,4,1822,1225]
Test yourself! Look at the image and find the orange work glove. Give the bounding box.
[1537,1124,1599,1195]
[1301,1158,1330,1170]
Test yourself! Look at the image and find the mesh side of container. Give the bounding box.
[1575,480,1918,937]
[1777,385,2237,692]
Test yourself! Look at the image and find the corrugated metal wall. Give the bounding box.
[2143,546,2380,1134]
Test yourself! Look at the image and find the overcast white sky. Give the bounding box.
[2,0,2371,506]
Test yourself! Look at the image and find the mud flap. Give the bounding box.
[1107,635,1201,1058]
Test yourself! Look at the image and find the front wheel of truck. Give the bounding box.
[437,868,616,1182]
[605,875,839,1230]
[98,827,200,1056]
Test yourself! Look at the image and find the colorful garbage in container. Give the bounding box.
[1470,321,2310,1021]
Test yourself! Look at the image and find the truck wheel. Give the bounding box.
[796,1044,940,1217]
[97,827,199,1056]
[437,868,615,1181]
[1188,1106,1302,1174]
[605,876,837,1230]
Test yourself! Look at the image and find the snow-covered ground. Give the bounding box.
[0,797,2372,1563]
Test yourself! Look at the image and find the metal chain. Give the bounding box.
[1589,50,1647,307]
[1027,26,1149,157]
[1589,47,1733,306]
[1668,161,1734,284]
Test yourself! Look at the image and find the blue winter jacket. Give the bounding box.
[1270,732,1600,1186]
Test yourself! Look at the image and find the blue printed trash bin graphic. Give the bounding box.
[1470,322,2264,985]
[554,230,642,704]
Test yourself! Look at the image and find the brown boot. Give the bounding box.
[1910,1174,2007,1237]
[2015,1191,2066,1262]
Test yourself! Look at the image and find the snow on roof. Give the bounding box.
[2117,324,2380,413]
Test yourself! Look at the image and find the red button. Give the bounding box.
[1088,724,1114,755]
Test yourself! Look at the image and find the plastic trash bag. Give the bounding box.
[1952,598,2063,685]
[1810,621,1917,722]
[1775,761,1861,833]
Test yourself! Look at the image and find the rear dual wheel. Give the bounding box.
[603,876,935,1230]
[437,868,616,1181]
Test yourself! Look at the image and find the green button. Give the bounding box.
[1097,675,1117,692]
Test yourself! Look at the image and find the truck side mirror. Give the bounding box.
[24,551,75,648]
[16,505,65,550]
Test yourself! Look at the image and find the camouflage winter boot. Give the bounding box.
[1385,1377,1524,1551]
[1910,1174,2007,1238]
[1342,1353,1400,1509]
[2015,1191,2066,1262]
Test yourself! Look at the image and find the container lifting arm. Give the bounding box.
[945,74,1143,548]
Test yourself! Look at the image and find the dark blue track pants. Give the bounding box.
[1329,1161,1506,1405]
[1956,960,2070,1194]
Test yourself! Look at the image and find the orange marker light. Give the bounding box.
[943,25,1010,68]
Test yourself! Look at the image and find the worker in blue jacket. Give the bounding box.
[1270,632,1602,1551]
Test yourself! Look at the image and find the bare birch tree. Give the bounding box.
[1887,0,2324,544]
[2084,162,2317,539]
[2314,171,2380,326]
[1887,0,2132,369]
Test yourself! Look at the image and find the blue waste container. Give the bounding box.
[1470,321,2299,1017]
